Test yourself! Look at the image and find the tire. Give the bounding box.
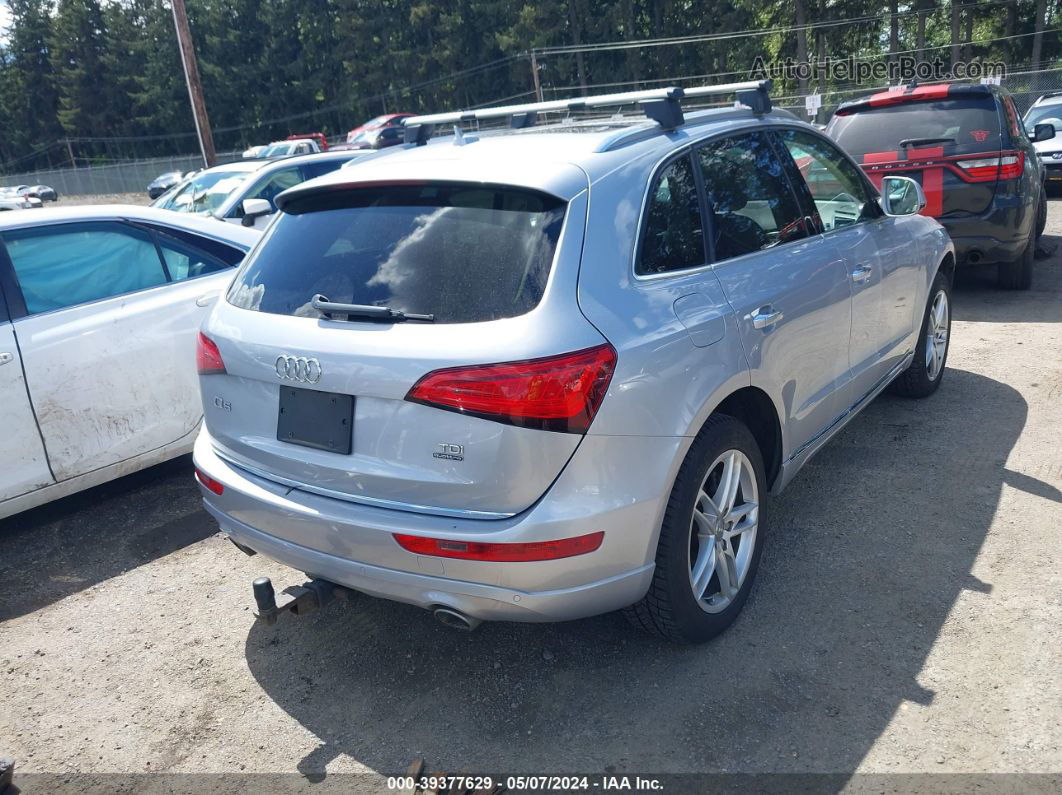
[889,272,951,398]
[997,234,1034,290]
[625,414,766,644]
[1036,188,1047,240]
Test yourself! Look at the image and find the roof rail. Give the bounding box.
[402,80,773,145]
[1035,91,1062,104]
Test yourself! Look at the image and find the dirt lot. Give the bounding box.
[52,192,152,207]
[2,200,1060,790]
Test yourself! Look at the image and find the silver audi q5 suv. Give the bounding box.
[193,82,954,643]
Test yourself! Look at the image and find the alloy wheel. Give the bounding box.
[925,289,949,381]
[688,450,759,614]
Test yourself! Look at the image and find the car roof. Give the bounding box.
[1032,93,1062,108]
[0,204,262,249]
[280,105,803,204]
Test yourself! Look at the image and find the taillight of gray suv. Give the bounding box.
[194,82,955,643]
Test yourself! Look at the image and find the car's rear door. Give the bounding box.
[1,220,242,481]
[0,276,53,502]
[828,85,1006,219]
[696,131,852,454]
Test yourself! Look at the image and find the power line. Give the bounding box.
[534,0,1020,56]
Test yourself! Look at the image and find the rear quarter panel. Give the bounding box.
[575,152,752,442]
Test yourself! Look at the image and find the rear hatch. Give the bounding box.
[828,85,1009,218]
[199,177,612,518]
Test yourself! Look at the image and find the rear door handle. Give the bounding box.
[0,352,12,366]
[850,264,873,283]
[751,307,783,329]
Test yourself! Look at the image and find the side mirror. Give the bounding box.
[879,176,926,216]
[240,198,272,227]
[1033,123,1056,143]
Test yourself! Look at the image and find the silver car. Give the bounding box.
[193,83,954,643]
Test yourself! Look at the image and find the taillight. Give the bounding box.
[393,531,604,562]
[194,466,224,495]
[196,332,226,374]
[955,151,1023,182]
[405,343,617,433]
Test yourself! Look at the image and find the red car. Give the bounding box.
[346,113,413,145]
[286,132,329,151]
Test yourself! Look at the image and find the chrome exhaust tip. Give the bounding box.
[432,607,482,632]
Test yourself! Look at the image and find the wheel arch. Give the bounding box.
[937,250,956,286]
[705,386,783,491]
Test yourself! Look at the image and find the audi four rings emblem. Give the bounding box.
[275,355,322,384]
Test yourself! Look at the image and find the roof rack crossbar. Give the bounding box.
[401,79,772,143]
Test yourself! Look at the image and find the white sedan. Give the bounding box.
[0,206,260,519]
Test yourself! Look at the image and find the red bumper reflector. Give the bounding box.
[194,467,224,495]
[393,531,604,562]
[196,332,226,375]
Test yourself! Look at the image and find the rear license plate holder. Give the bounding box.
[277,386,353,454]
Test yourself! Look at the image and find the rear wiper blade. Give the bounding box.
[899,137,956,148]
[311,294,435,323]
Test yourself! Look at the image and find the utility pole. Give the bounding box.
[530,51,544,102]
[171,0,217,168]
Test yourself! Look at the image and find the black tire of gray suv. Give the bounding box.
[1036,189,1047,240]
[997,235,1034,291]
[889,271,952,398]
[625,414,767,644]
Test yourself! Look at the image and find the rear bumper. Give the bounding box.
[193,429,682,622]
[941,196,1032,266]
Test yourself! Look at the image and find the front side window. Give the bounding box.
[637,155,705,275]
[4,222,168,314]
[697,132,807,262]
[776,129,878,231]
[229,184,565,324]
[156,233,233,282]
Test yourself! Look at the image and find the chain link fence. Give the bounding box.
[1,151,246,198]
[5,65,1062,197]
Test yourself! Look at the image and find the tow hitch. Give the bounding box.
[252,576,353,625]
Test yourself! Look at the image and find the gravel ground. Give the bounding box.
[1,202,1061,790]
[52,192,152,207]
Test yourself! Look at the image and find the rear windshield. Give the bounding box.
[228,184,566,324]
[828,97,1002,159]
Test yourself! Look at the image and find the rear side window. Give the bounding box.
[229,185,565,324]
[829,97,1002,159]
[4,222,168,314]
[637,155,705,275]
[697,132,808,261]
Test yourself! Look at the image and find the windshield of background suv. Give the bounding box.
[1024,104,1062,132]
[259,143,294,157]
[228,184,566,324]
[828,97,1002,158]
[153,170,253,214]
